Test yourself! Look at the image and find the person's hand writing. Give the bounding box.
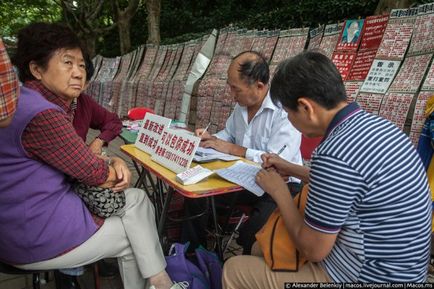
[256,169,289,201]
[110,157,131,192]
[261,153,289,176]
[195,128,213,141]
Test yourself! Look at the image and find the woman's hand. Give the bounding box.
[255,169,289,201]
[88,138,104,155]
[110,157,131,192]
[261,153,290,176]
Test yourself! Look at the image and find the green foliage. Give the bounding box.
[0,0,61,39]
[2,0,434,56]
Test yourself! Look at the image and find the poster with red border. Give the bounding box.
[335,19,365,52]
[332,52,356,80]
[347,49,377,81]
[319,23,343,59]
[359,14,389,51]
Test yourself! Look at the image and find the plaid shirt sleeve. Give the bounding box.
[0,38,19,120]
[22,109,109,186]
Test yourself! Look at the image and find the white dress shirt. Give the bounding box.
[214,92,302,182]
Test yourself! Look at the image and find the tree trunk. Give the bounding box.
[112,0,140,55]
[146,0,161,45]
[82,34,97,57]
[374,0,416,15]
[118,18,132,54]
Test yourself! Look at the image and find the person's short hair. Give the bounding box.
[13,22,83,83]
[233,51,269,85]
[270,51,347,111]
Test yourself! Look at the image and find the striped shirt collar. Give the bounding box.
[323,102,361,140]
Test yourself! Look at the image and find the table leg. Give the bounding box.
[158,187,174,240]
[210,196,223,260]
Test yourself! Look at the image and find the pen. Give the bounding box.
[200,122,211,137]
[276,145,287,155]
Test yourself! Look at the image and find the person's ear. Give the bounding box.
[256,80,266,91]
[297,98,314,118]
[29,61,43,80]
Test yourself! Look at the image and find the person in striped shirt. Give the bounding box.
[223,51,432,288]
[0,37,19,127]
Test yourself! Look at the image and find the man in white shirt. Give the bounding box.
[182,51,303,253]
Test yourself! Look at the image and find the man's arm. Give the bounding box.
[256,170,337,261]
[256,156,361,261]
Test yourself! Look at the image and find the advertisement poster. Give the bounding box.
[151,128,201,174]
[360,59,401,94]
[335,19,365,51]
[135,114,172,155]
[359,14,389,51]
[347,50,377,81]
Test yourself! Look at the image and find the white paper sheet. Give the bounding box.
[214,161,264,196]
[193,154,240,163]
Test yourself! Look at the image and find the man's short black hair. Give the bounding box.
[233,51,269,85]
[270,51,347,111]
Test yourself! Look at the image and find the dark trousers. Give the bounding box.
[181,182,301,254]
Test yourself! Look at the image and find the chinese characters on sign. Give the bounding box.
[356,93,384,115]
[378,92,414,130]
[332,52,356,80]
[151,128,201,174]
[135,114,172,155]
[344,81,364,103]
[376,11,416,60]
[359,15,389,51]
[360,59,401,94]
[388,54,433,93]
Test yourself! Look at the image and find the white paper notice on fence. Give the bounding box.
[360,59,401,94]
[151,128,201,174]
[214,161,264,196]
[135,114,172,155]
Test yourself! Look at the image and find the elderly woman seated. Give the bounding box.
[0,22,184,289]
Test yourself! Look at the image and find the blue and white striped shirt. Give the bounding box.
[305,102,432,282]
